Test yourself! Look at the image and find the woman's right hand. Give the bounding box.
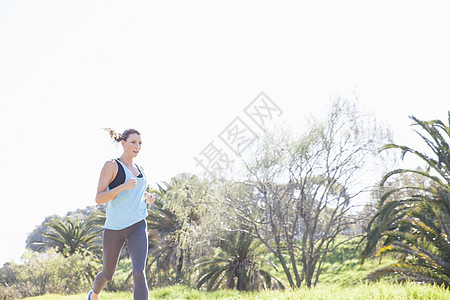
[121,178,137,191]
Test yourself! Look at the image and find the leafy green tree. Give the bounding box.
[26,214,60,252]
[360,114,450,287]
[195,228,283,291]
[31,216,102,257]
[26,206,99,252]
[143,181,181,287]
[144,174,209,286]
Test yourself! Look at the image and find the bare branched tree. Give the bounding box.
[220,98,390,288]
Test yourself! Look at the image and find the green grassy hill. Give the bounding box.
[317,236,396,286]
[261,235,397,288]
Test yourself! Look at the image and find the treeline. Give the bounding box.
[1,100,449,299]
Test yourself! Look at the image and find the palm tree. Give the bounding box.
[142,175,208,287]
[32,216,102,257]
[195,228,284,291]
[144,181,184,287]
[360,114,450,287]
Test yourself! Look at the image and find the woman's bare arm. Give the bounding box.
[95,160,137,205]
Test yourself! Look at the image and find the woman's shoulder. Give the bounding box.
[102,159,119,171]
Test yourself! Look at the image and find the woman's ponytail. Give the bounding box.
[104,128,123,143]
[104,128,141,143]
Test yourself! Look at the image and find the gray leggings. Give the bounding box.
[93,219,148,299]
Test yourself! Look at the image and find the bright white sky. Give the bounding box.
[0,0,449,266]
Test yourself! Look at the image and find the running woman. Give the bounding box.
[88,128,155,300]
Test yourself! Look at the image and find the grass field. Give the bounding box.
[16,238,450,299]
[24,283,450,299]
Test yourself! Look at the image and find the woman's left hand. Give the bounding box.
[145,192,156,205]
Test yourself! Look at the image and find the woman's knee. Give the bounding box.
[133,269,146,282]
[102,269,115,281]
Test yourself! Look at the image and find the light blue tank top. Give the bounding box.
[104,159,148,230]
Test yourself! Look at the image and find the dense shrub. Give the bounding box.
[102,258,133,293]
[0,249,99,299]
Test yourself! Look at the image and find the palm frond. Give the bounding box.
[361,114,450,286]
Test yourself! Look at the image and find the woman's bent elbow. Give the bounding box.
[96,194,113,206]
[95,195,104,206]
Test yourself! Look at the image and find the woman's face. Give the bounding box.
[121,133,142,157]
